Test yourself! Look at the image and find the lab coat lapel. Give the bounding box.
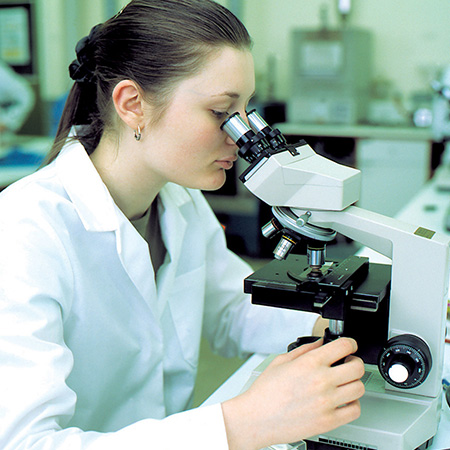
[115,212,157,306]
[159,184,189,269]
[156,185,189,311]
[157,186,205,372]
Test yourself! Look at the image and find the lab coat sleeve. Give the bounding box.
[0,218,230,450]
[0,62,35,132]
[197,193,320,359]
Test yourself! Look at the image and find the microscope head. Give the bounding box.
[221,110,361,212]
[221,110,360,263]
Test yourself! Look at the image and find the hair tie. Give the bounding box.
[69,24,102,84]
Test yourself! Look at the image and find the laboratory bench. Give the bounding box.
[277,122,433,141]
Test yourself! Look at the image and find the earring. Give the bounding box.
[134,125,142,141]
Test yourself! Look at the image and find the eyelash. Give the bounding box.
[211,110,229,120]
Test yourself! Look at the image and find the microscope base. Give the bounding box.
[243,356,439,450]
[305,436,433,450]
[306,365,440,450]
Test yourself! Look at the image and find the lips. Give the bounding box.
[215,154,238,170]
[216,155,238,164]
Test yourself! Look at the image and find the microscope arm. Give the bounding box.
[293,206,449,398]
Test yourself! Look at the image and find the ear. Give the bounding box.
[112,80,145,130]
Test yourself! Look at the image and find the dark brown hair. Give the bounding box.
[46,0,252,164]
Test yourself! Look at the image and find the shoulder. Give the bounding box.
[0,163,70,228]
[0,167,75,313]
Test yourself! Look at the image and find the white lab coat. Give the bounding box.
[0,139,319,449]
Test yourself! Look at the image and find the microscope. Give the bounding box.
[221,110,450,450]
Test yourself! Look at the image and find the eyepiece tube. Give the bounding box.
[246,109,271,134]
[221,112,253,144]
[246,109,287,150]
[221,112,272,163]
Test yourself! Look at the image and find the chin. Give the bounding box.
[197,172,227,192]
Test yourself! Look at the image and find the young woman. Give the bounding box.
[0,1,365,449]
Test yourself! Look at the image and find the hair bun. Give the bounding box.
[69,24,102,84]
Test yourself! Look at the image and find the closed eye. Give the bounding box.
[211,110,229,120]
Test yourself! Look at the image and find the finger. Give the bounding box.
[315,337,358,366]
[332,356,366,386]
[333,379,365,408]
[333,399,362,426]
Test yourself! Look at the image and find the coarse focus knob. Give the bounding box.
[378,334,432,389]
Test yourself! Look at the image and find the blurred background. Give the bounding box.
[1,0,450,404]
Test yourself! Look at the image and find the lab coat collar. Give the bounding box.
[55,136,194,234]
[55,139,119,232]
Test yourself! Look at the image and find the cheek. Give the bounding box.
[177,123,223,159]
[145,110,225,178]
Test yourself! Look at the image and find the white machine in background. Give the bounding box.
[221,110,450,450]
[432,65,450,144]
[287,25,373,125]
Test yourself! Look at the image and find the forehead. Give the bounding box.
[178,47,255,101]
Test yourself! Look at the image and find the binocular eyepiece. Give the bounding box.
[220,109,286,163]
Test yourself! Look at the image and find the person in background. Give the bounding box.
[0,1,365,449]
[0,59,34,133]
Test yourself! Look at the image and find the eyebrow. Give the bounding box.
[212,90,256,100]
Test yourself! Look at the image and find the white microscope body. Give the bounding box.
[222,111,450,450]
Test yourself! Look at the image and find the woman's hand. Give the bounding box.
[222,337,365,450]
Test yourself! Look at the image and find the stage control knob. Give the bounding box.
[378,334,432,389]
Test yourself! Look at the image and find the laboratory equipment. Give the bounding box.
[287,28,373,125]
[221,110,450,450]
[431,65,450,231]
[431,65,450,194]
[431,65,450,144]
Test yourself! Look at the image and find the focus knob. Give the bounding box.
[388,363,410,384]
[378,334,432,389]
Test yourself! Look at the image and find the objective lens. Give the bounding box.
[273,235,297,260]
[221,112,253,144]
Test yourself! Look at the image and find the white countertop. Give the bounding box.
[276,122,434,141]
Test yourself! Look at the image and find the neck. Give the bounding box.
[90,131,165,220]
